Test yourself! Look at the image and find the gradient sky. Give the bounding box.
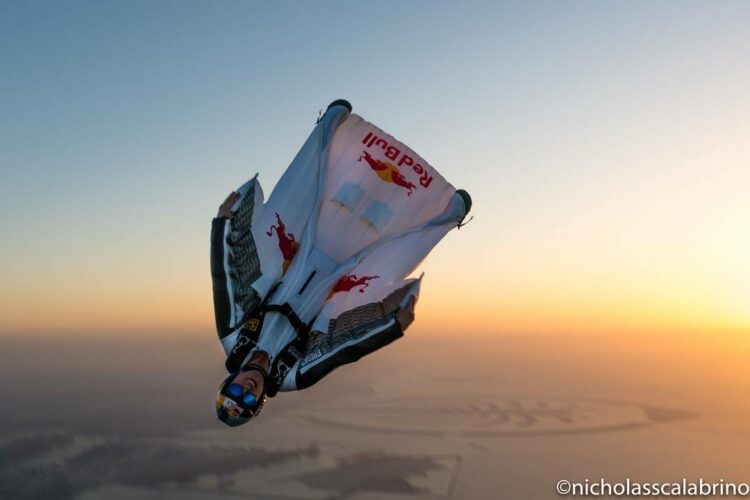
[1,1,748,339]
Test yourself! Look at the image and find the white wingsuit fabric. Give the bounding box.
[218,102,468,390]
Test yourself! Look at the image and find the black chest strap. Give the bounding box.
[224,285,310,397]
[224,317,262,373]
[265,315,309,397]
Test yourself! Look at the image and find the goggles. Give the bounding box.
[225,382,259,407]
[217,363,269,423]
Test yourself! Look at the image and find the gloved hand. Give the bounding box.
[217,191,241,218]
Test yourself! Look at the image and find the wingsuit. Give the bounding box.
[211,100,472,397]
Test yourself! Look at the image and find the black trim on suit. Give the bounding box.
[294,320,403,390]
[210,217,233,339]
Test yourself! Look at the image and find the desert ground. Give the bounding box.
[2,331,748,499]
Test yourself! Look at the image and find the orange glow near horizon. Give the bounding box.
[1,181,748,339]
[2,195,747,339]
[1,256,747,341]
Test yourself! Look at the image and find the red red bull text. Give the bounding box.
[362,132,433,188]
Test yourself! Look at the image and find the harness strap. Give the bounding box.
[261,302,310,397]
[224,282,311,396]
[262,303,309,336]
[266,329,308,397]
[225,282,281,373]
[224,318,261,373]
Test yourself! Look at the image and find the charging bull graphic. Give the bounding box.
[358,151,417,196]
[266,212,299,274]
[327,274,380,299]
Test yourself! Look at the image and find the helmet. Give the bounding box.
[215,363,268,427]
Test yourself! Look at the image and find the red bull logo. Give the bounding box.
[358,151,416,196]
[266,212,299,274]
[327,274,380,300]
[361,132,433,188]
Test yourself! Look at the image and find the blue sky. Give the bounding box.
[1,1,748,335]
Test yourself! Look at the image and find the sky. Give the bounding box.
[1,1,748,341]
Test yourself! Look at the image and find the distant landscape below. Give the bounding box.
[1,332,748,499]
